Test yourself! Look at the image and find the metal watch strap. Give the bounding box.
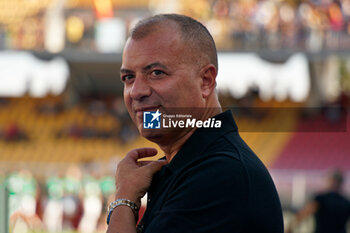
[106,198,139,225]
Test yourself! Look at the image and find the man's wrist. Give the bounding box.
[115,190,141,206]
[107,198,140,225]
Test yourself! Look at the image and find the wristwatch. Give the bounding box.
[106,198,139,224]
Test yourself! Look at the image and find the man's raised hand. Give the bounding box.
[115,148,168,207]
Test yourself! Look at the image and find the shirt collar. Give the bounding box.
[165,110,238,174]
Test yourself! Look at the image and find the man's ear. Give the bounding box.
[200,64,217,98]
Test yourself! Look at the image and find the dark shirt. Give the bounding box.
[314,191,350,233]
[138,110,284,233]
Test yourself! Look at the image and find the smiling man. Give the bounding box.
[106,14,284,233]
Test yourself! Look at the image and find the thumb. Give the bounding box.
[144,159,168,174]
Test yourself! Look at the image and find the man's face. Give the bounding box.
[121,25,205,140]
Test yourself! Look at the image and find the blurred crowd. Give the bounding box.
[0,97,138,144]
[4,166,116,233]
[188,0,350,51]
[2,0,350,52]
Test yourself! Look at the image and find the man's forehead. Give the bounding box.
[122,30,186,67]
[125,29,183,50]
[130,19,181,41]
[125,23,184,51]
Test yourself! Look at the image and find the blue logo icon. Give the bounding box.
[143,110,162,129]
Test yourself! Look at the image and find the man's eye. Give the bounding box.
[121,75,134,82]
[151,70,164,76]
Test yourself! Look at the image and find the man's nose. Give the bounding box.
[130,75,152,100]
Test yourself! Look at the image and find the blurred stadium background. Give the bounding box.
[0,0,350,232]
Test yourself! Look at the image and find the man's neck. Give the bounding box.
[160,127,197,162]
[159,106,222,162]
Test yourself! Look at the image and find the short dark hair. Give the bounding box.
[331,170,344,187]
[130,14,218,71]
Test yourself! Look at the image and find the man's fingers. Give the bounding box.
[127,148,158,160]
[137,159,167,167]
[137,161,152,167]
[143,160,168,173]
